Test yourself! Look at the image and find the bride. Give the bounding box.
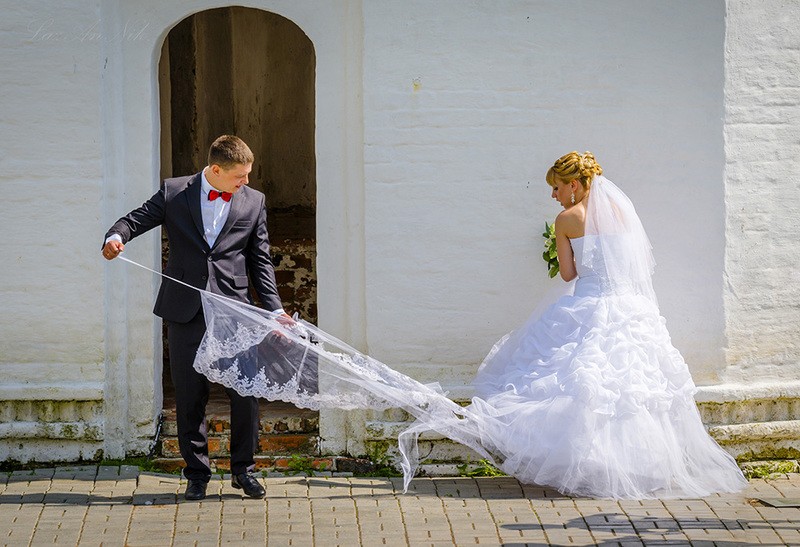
[192,151,747,499]
[466,151,747,498]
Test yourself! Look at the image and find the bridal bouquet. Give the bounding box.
[542,222,559,278]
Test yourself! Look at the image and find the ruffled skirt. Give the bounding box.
[467,286,747,499]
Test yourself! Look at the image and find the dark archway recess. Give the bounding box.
[156,7,319,468]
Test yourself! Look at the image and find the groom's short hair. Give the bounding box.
[208,135,254,169]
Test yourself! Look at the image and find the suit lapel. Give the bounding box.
[212,187,247,250]
[184,173,208,247]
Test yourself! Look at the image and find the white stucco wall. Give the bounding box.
[1,0,798,462]
[723,0,800,384]
[0,2,109,460]
[362,0,726,386]
[0,0,366,459]
[0,3,106,391]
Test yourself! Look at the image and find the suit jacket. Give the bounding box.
[105,173,282,323]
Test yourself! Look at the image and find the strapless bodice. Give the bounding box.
[570,236,607,297]
[570,235,638,298]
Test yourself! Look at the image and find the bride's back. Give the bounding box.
[571,233,640,297]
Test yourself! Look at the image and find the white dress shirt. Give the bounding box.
[200,167,230,248]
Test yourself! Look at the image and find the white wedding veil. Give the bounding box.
[193,290,500,491]
[582,175,657,303]
[119,256,501,491]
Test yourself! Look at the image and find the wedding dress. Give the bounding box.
[467,234,746,498]
[463,177,746,497]
[128,176,745,499]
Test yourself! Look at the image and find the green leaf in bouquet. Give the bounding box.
[541,220,560,279]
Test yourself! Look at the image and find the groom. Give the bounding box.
[102,135,286,501]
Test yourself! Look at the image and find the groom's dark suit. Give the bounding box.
[105,173,282,482]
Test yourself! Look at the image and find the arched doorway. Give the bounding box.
[156,6,318,468]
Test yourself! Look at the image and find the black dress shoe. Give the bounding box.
[184,479,207,501]
[231,472,266,499]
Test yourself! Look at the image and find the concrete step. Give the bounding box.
[151,455,388,476]
[160,433,319,458]
[161,401,318,437]
[153,455,335,474]
[159,390,320,459]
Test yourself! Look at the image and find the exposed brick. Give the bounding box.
[258,434,318,455]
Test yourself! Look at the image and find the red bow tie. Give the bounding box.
[208,190,232,202]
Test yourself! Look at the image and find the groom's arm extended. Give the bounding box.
[102,187,166,260]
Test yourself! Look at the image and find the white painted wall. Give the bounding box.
[0,0,798,461]
[0,0,366,458]
[0,2,106,379]
[0,4,107,399]
[723,0,800,384]
[362,0,726,386]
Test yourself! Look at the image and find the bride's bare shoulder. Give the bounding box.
[555,205,586,238]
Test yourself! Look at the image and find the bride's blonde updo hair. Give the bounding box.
[546,151,603,190]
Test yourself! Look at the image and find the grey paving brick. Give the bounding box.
[4,468,800,546]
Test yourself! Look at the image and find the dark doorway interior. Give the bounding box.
[157,7,318,444]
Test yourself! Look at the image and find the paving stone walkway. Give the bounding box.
[1,466,799,546]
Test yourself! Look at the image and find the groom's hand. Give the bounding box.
[276,313,295,327]
[266,313,296,348]
[102,240,125,260]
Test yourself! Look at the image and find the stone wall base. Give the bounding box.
[0,400,104,464]
[3,383,798,468]
[0,440,104,464]
[354,382,800,471]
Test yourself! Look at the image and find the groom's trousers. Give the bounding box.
[167,310,260,482]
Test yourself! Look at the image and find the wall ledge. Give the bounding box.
[0,383,104,401]
[695,381,800,403]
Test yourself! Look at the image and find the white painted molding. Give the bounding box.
[0,422,103,440]
[695,382,800,403]
[709,420,800,444]
[400,380,800,405]
[0,384,104,401]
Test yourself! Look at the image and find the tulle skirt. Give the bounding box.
[466,284,747,499]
